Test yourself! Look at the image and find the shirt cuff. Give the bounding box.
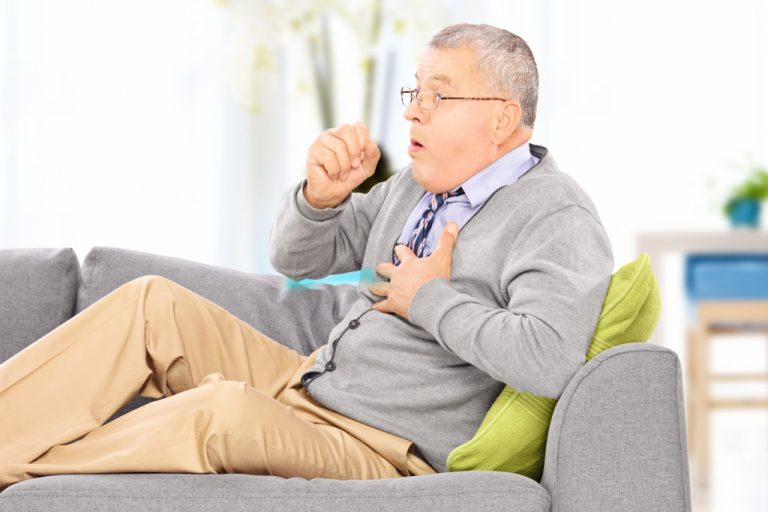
[295,179,352,221]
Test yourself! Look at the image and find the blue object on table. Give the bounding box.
[684,253,768,320]
[684,253,768,300]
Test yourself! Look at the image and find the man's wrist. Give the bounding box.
[303,182,345,209]
[295,180,351,221]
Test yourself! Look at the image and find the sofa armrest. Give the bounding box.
[77,247,359,357]
[540,342,691,512]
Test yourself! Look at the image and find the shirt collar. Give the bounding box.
[450,142,535,208]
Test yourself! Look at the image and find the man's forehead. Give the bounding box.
[414,47,476,86]
[414,72,454,86]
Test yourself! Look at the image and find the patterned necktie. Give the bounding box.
[394,187,464,265]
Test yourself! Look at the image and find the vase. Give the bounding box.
[727,198,761,228]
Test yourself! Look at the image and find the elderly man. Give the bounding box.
[0,23,612,488]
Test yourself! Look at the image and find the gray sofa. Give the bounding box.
[0,247,692,512]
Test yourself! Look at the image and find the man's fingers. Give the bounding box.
[371,262,394,299]
[308,145,340,177]
[393,244,416,263]
[362,139,381,174]
[307,123,374,181]
[338,125,364,167]
[319,132,353,178]
[375,262,395,279]
[433,222,459,256]
[364,138,379,157]
[444,221,458,238]
[331,124,363,168]
[353,123,369,156]
[369,281,389,296]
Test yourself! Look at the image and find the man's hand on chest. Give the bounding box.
[369,222,459,321]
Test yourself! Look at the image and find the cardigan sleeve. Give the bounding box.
[268,174,399,281]
[407,204,614,399]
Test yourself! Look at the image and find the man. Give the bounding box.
[0,23,612,488]
[270,21,613,474]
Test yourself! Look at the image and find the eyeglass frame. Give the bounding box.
[400,86,509,111]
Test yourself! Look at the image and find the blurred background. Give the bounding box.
[0,0,766,509]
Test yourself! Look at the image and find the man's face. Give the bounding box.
[405,46,502,193]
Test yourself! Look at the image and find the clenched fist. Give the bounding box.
[304,122,381,209]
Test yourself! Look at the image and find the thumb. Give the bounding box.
[362,139,381,175]
[435,222,459,254]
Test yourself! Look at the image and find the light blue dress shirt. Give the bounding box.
[395,142,541,258]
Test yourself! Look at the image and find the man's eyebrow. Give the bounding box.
[414,73,453,87]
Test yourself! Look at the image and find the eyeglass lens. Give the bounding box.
[401,89,438,110]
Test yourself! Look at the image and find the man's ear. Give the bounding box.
[491,100,522,144]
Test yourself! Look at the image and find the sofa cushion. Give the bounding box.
[586,252,661,359]
[445,252,661,481]
[0,472,551,512]
[0,248,80,364]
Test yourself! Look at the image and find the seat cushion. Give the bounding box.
[0,472,551,512]
[0,248,81,364]
[446,252,661,481]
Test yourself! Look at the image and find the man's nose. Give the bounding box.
[403,98,425,123]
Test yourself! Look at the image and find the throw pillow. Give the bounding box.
[445,252,661,481]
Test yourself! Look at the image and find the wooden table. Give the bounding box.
[637,231,768,490]
[636,230,768,346]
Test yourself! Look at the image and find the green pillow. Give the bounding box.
[446,252,662,481]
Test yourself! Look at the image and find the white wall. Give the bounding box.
[0,0,229,267]
[486,0,768,269]
[2,0,767,275]
[276,0,768,273]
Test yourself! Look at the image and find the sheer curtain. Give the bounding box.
[0,0,236,268]
[0,0,466,275]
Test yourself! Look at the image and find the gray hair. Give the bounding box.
[429,24,539,130]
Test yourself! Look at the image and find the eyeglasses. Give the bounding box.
[400,87,508,111]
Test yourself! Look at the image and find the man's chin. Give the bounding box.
[412,175,444,194]
[411,164,429,190]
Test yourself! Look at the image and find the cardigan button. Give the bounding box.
[325,361,336,371]
[349,319,360,329]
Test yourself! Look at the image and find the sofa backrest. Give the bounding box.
[0,246,361,366]
[77,247,360,357]
[0,248,81,364]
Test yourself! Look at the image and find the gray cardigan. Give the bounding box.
[268,143,614,473]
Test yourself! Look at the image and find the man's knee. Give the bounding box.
[128,274,178,291]
[192,375,256,429]
[120,275,186,308]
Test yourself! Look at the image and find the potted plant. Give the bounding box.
[722,166,768,228]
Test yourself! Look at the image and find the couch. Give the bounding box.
[0,247,692,511]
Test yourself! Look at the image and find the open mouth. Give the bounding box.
[409,139,424,150]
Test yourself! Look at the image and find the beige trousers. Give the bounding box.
[0,275,435,489]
